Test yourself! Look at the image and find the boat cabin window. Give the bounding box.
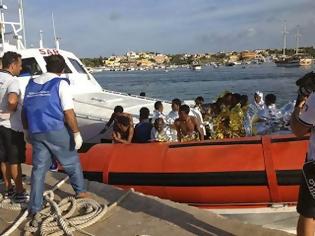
[20,58,43,76]
[68,58,87,74]
[43,56,72,73]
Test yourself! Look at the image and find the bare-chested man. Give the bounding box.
[100,105,123,133]
[112,115,134,143]
[174,104,204,142]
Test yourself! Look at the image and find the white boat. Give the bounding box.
[90,67,104,73]
[274,56,300,67]
[190,64,202,70]
[275,23,313,68]
[0,0,172,143]
[275,56,313,67]
[299,58,313,66]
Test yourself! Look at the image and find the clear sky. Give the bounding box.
[5,0,315,57]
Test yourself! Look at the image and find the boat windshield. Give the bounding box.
[43,56,72,73]
[20,57,43,76]
[68,58,87,74]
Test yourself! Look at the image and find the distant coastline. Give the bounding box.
[81,46,315,73]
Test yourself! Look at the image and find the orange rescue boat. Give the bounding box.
[25,134,308,208]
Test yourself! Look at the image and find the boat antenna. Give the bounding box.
[39,30,43,48]
[282,20,288,56]
[51,12,59,49]
[0,0,6,50]
[19,0,26,47]
[295,25,301,55]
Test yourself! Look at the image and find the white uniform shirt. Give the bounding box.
[299,92,315,161]
[152,110,166,123]
[166,110,178,124]
[166,110,179,142]
[189,107,206,135]
[0,71,23,131]
[32,72,74,111]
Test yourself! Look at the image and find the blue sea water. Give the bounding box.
[94,63,314,106]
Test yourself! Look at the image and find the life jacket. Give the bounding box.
[23,77,70,134]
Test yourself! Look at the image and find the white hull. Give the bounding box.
[299,58,313,66]
[73,90,171,142]
[191,65,202,70]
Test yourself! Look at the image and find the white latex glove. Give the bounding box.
[73,132,83,150]
[23,129,31,144]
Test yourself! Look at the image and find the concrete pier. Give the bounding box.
[0,165,294,236]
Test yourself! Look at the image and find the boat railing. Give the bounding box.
[0,0,26,51]
[75,113,106,122]
[74,97,117,110]
[101,89,171,104]
[91,97,123,103]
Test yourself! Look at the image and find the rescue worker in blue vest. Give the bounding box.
[22,55,88,220]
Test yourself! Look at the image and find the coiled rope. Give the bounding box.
[0,176,133,236]
[0,194,28,211]
[24,191,108,236]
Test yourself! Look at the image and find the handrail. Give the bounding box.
[76,113,106,122]
[101,88,172,104]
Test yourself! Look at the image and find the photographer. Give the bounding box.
[290,71,315,236]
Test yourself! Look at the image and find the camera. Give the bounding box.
[296,71,315,97]
[295,71,315,107]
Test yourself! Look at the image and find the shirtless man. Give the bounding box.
[100,105,123,133]
[112,115,134,143]
[174,104,204,142]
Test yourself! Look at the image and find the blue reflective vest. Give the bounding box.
[23,77,70,134]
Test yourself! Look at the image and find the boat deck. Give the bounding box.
[0,165,294,236]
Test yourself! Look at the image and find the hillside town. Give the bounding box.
[81,46,315,72]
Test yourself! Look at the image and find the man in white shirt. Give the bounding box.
[166,98,181,124]
[152,101,166,122]
[189,107,206,136]
[0,51,28,202]
[166,98,181,141]
[291,80,315,235]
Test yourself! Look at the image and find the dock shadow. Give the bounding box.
[26,171,234,235]
[86,181,234,236]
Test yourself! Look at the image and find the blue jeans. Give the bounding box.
[29,127,85,214]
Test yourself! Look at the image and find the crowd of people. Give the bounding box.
[103,100,204,144]
[103,90,295,143]
[0,49,313,235]
[200,91,295,139]
[0,50,308,235]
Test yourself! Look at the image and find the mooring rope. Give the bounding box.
[0,175,133,236]
[24,191,108,236]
